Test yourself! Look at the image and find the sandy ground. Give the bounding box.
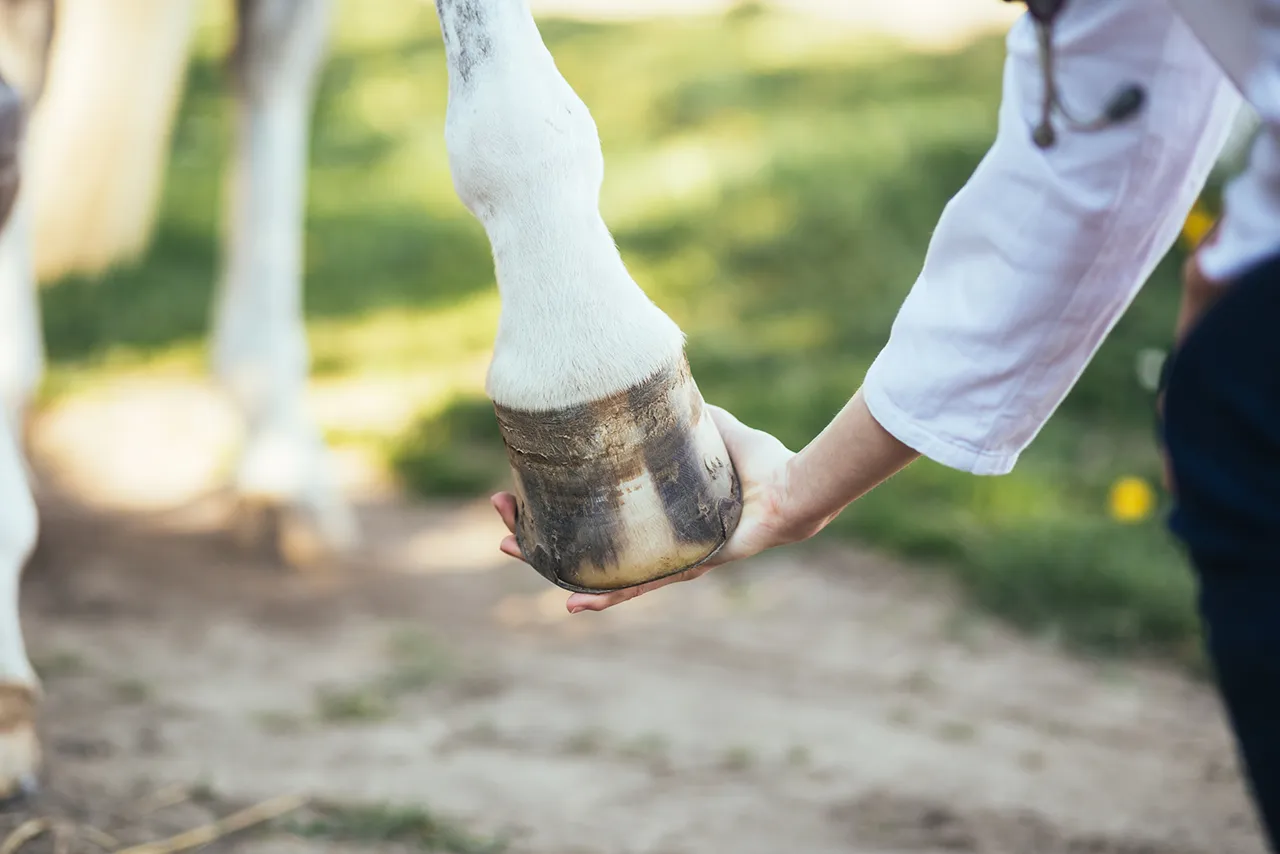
[0,375,1263,853]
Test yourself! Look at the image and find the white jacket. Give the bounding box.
[861,0,1275,474]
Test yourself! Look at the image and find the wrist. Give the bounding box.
[772,453,841,544]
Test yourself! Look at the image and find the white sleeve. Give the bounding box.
[1197,1,1280,282]
[860,0,1241,476]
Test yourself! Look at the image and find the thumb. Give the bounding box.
[706,403,752,443]
[707,404,792,453]
[706,404,759,461]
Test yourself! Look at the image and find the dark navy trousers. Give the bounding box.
[1162,251,1280,850]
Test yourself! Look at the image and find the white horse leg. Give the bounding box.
[0,412,38,801]
[436,0,742,592]
[214,0,354,565]
[0,186,38,449]
[0,0,47,442]
[0,165,38,805]
[0,0,56,800]
[0,182,39,804]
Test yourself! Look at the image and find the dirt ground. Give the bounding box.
[0,376,1262,853]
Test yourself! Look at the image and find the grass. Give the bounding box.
[286,802,508,853]
[314,629,454,723]
[112,678,152,704]
[31,650,87,681]
[389,395,508,497]
[35,0,1217,668]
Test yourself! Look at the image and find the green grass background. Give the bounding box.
[40,1,1215,668]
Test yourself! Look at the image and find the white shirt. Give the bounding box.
[861,0,1279,475]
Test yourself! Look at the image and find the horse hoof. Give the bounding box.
[230,495,356,571]
[494,355,743,593]
[0,685,39,806]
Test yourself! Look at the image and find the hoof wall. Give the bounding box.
[495,357,742,593]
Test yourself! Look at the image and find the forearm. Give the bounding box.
[776,0,1241,532]
[780,389,919,535]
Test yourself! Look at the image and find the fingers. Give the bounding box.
[499,534,524,561]
[706,403,749,440]
[707,403,793,457]
[563,565,710,614]
[491,492,517,533]
[705,404,760,471]
[564,587,644,614]
[491,493,526,562]
[490,492,717,615]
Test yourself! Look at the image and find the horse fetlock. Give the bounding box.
[495,355,742,593]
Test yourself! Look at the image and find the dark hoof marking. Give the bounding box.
[494,356,742,593]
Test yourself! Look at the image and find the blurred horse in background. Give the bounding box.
[0,0,346,798]
[2,0,351,568]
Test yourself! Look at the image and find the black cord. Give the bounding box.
[1003,0,1147,149]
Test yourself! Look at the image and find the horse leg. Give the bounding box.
[0,0,54,799]
[0,400,38,801]
[0,150,38,453]
[0,0,49,448]
[214,0,354,567]
[0,394,37,801]
[436,0,742,592]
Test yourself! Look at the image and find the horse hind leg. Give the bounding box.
[214,0,354,568]
[0,0,55,800]
[0,405,38,802]
[0,398,38,802]
[0,0,50,451]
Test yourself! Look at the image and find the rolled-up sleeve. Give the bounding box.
[1196,0,1280,282]
[861,0,1242,475]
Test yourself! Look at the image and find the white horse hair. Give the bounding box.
[433,0,686,413]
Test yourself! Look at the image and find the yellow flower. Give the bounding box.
[1181,203,1216,251]
[1108,476,1155,524]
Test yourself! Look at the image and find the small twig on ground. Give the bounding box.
[113,794,307,854]
[0,818,50,854]
[132,784,189,817]
[51,821,73,854]
[80,825,121,851]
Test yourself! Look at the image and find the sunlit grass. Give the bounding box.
[306,291,499,377]
[36,0,1214,667]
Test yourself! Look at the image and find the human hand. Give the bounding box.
[1160,218,1230,492]
[1174,235,1228,345]
[491,404,818,614]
